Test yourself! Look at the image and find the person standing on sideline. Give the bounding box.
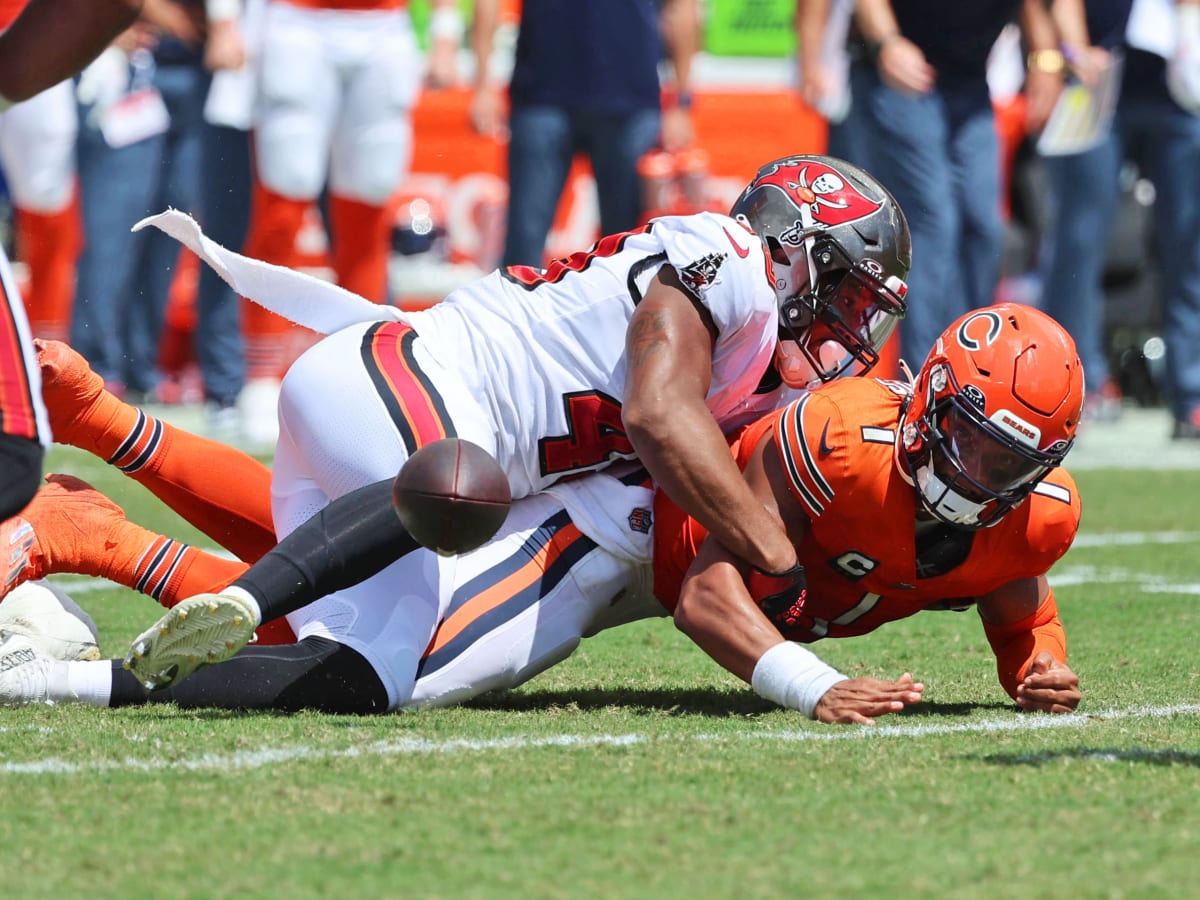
[850,0,1065,364]
[193,0,259,437]
[1038,0,1200,436]
[236,0,463,447]
[470,0,699,268]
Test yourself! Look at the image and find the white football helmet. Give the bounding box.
[0,581,101,661]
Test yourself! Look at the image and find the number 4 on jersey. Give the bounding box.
[538,391,635,476]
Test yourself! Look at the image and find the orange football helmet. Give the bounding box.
[900,303,1084,528]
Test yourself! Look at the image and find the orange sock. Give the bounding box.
[112,413,276,560]
[329,193,390,303]
[97,531,294,645]
[14,198,81,342]
[243,184,311,380]
[123,535,295,648]
[48,382,276,560]
[120,421,278,562]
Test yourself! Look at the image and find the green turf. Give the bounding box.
[2,450,1198,898]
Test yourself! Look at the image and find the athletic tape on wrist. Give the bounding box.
[751,641,847,719]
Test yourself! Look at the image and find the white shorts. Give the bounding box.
[254,1,419,203]
[286,490,663,711]
[0,79,77,212]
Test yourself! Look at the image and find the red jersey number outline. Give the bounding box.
[503,227,649,289]
[539,390,635,477]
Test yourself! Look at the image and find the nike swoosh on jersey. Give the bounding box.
[818,420,836,457]
[722,226,750,258]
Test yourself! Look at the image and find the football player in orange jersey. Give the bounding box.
[0,0,142,523]
[657,301,1084,723]
[0,303,1084,724]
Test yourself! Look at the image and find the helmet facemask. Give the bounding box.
[771,233,908,388]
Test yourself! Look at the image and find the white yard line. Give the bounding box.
[2,703,1197,776]
[1070,531,1200,548]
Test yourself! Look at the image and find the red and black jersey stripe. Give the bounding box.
[360,322,455,455]
[0,264,40,442]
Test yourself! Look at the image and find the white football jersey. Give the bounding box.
[402,211,779,496]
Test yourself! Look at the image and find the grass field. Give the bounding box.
[2,445,1199,899]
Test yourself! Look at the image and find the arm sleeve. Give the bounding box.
[982,589,1067,700]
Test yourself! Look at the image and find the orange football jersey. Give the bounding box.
[652,377,1081,642]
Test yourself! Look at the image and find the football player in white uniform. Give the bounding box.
[123,156,912,700]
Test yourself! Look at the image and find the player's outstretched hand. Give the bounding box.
[1015,651,1080,714]
[813,672,924,725]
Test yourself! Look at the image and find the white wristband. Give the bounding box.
[429,6,465,42]
[751,641,847,719]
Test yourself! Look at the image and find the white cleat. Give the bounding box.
[0,633,56,706]
[123,592,257,690]
[0,581,101,662]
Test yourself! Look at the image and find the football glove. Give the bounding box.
[747,562,808,635]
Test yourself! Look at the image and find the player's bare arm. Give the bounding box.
[0,0,143,103]
[623,266,798,575]
[673,428,814,679]
[675,432,922,724]
[978,575,1080,714]
[675,536,788,684]
[675,525,922,725]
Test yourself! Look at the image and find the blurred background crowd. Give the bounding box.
[1,0,1197,449]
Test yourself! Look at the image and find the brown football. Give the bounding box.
[391,438,512,555]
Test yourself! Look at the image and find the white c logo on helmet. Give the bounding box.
[955,311,1002,351]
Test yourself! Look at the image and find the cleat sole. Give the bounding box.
[122,593,257,690]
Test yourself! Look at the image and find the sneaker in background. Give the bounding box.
[204,397,241,442]
[1172,406,1200,441]
[1083,376,1123,424]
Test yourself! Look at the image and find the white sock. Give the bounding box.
[224,584,263,627]
[47,659,113,706]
